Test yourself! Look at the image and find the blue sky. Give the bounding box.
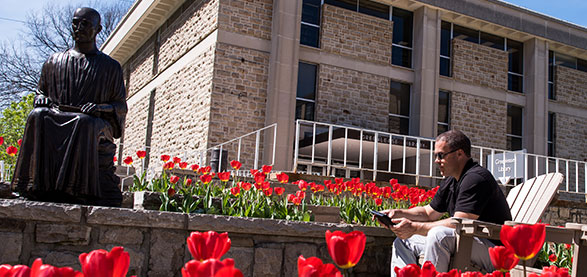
[0,0,586,44]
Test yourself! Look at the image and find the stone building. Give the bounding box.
[102,0,587,179]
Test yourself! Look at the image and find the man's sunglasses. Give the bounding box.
[435,148,459,160]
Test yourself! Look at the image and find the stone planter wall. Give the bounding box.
[0,199,393,276]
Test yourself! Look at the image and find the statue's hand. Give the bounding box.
[81,102,99,115]
[81,103,113,115]
[34,96,52,107]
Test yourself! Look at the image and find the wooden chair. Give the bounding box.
[451,173,587,276]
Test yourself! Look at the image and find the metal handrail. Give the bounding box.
[294,120,587,195]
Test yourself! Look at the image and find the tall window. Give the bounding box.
[324,0,389,19]
[507,105,523,150]
[548,51,555,100]
[301,0,321,48]
[389,81,411,134]
[392,7,413,68]
[507,39,524,93]
[437,91,450,135]
[296,62,318,120]
[547,113,555,156]
[440,21,452,76]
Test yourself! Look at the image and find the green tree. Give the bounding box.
[0,93,34,175]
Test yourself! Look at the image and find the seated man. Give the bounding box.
[11,7,127,207]
[379,130,511,275]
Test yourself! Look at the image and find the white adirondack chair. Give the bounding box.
[450,173,587,277]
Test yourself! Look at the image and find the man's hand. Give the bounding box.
[390,218,419,239]
[34,96,52,108]
[81,103,113,116]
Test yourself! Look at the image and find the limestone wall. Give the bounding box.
[449,91,507,149]
[128,36,155,98]
[218,0,273,40]
[316,64,390,132]
[320,4,393,65]
[452,39,508,91]
[555,66,587,109]
[158,0,220,71]
[0,199,393,276]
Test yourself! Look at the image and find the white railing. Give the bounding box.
[293,120,587,195]
[116,123,278,180]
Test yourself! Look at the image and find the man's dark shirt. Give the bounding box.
[430,159,512,225]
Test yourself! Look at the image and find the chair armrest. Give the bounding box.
[452,217,503,241]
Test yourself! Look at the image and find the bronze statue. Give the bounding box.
[11,7,127,207]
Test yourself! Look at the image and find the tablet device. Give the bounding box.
[370,210,395,227]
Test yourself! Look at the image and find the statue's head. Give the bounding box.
[71,7,102,44]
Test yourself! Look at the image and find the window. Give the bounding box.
[507,39,524,93]
[452,24,479,44]
[548,51,555,100]
[480,31,505,51]
[359,0,389,19]
[296,62,318,120]
[547,113,555,156]
[301,0,321,48]
[389,81,411,134]
[392,7,413,68]
[437,91,450,135]
[507,105,523,151]
[440,21,452,77]
[324,0,389,19]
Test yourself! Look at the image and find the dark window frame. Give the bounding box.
[296,62,319,121]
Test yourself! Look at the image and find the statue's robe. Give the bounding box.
[12,49,127,206]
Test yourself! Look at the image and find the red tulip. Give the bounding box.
[436,269,460,277]
[168,188,176,197]
[485,271,510,277]
[179,162,188,170]
[190,164,200,172]
[181,258,242,277]
[263,187,273,197]
[230,160,242,170]
[0,264,30,277]
[6,146,18,156]
[375,198,383,206]
[325,230,366,269]
[218,172,231,182]
[254,172,265,184]
[230,186,240,197]
[297,256,342,277]
[461,272,484,277]
[123,156,133,165]
[161,154,170,162]
[394,264,420,277]
[276,173,289,183]
[239,182,252,191]
[170,175,180,184]
[136,150,146,159]
[163,162,174,170]
[420,261,437,277]
[17,139,22,147]
[198,166,211,175]
[185,179,193,187]
[113,156,117,163]
[488,246,519,272]
[172,157,181,164]
[200,174,212,185]
[0,137,3,146]
[261,165,272,174]
[29,258,82,277]
[274,187,285,196]
[542,265,569,277]
[186,231,231,261]
[549,253,557,262]
[79,247,130,277]
[500,224,546,260]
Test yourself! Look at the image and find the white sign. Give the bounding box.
[487,150,526,183]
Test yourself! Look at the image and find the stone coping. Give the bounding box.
[0,199,394,238]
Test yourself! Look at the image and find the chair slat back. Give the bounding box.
[506,173,563,224]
